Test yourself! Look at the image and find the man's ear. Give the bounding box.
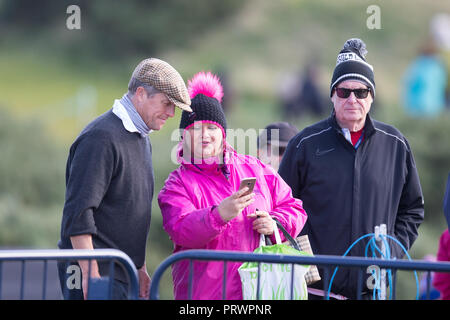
[135,86,147,101]
[330,91,336,105]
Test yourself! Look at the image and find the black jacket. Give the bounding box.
[279,113,424,298]
[58,110,154,282]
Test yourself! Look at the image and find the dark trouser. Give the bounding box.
[57,261,129,300]
[308,290,373,300]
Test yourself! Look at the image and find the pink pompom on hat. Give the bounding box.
[187,71,224,102]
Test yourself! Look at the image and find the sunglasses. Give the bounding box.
[335,87,371,99]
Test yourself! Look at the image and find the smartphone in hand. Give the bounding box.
[239,177,256,196]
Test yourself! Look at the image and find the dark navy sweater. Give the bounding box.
[58,110,154,282]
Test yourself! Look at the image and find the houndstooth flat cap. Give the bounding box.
[131,58,192,112]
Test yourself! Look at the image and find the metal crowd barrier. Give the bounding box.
[0,249,139,300]
[149,249,450,300]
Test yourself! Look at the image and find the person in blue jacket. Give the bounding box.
[402,39,447,117]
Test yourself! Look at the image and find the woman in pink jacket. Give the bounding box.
[158,71,307,300]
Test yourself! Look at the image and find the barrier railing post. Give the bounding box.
[290,263,295,300]
[222,261,227,300]
[356,267,363,300]
[256,262,261,300]
[188,260,193,300]
[42,260,48,300]
[20,260,26,300]
[426,271,432,300]
[391,269,397,299]
[322,266,330,300]
[108,260,115,300]
[86,259,92,300]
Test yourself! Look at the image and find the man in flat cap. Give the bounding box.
[279,39,424,299]
[57,58,191,300]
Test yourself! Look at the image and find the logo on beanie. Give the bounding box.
[336,52,373,72]
[336,52,365,65]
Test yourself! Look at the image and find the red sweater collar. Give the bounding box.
[350,128,364,146]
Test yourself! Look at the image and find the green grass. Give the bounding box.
[0,198,61,248]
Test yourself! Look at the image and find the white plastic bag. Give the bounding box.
[238,220,310,300]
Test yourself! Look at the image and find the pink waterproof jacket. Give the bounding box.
[433,229,450,300]
[158,142,307,300]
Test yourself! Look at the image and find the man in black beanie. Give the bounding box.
[279,38,424,299]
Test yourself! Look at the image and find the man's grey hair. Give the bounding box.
[128,77,161,97]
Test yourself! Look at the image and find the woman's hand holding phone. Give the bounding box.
[218,187,255,222]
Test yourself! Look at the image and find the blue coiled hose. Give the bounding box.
[326,233,419,300]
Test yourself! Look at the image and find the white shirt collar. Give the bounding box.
[341,128,352,145]
[112,99,153,135]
